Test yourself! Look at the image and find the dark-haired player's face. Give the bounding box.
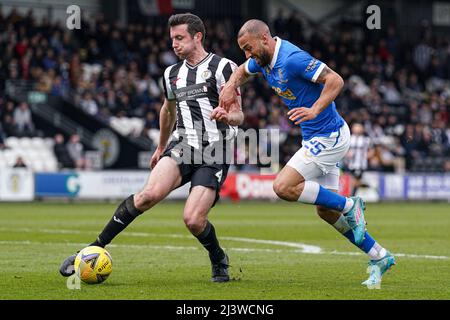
[238,33,271,67]
[170,24,196,59]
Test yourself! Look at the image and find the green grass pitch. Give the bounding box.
[0,201,449,300]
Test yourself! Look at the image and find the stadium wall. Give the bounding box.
[0,169,449,202]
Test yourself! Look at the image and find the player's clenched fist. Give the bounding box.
[210,106,229,123]
[218,84,238,112]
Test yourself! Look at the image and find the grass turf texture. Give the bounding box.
[0,201,449,299]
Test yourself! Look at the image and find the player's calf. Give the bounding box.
[94,194,143,247]
[315,205,342,225]
[193,220,228,281]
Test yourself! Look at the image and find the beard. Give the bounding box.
[255,50,271,67]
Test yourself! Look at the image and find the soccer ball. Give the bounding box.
[74,246,113,284]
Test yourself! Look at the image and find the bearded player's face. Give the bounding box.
[238,33,271,67]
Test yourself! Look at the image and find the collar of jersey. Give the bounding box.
[269,37,282,69]
[185,52,213,69]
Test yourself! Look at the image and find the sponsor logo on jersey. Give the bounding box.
[271,86,296,100]
[171,77,180,85]
[173,83,210,101]
[305,58,318,73]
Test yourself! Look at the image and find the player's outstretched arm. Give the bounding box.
[150,99,176,168]
[219,63,251,111]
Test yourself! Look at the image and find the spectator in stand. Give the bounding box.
[2,114,17,137]
[143,111,158,129]
[80,92,99,116]
[53,133,75,169]
[444,159,450,172]
[66,134,86,169]
[13,102,34,137]
[13,156,27,168]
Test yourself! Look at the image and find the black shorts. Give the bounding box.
[161,140,230,206]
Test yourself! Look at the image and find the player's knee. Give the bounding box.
[135,188,165,211]
[183,212,206,234]
[273,180,297,202]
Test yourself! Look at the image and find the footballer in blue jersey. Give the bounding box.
[245,37,344,141]
[217,19,395,289]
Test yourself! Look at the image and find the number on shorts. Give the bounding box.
[307,140,326,156]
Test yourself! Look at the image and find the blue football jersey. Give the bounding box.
[245,37,344,141]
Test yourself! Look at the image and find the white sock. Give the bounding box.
[342,198,354,214]
[332,214,352,234]
[297,180,320,204]
[367,242,387,261]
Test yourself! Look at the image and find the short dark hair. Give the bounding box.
[168,13,206,44]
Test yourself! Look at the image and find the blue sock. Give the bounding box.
[343,230,376,253]
[315,186,347,211]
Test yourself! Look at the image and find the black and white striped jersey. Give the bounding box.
[348,135,372,171]
[162,53,240,149]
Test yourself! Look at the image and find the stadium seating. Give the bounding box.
[1,137,58,172]
[109,117,145,137]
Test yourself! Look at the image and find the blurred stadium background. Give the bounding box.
[0,0,449,300]
[0,0,449,202]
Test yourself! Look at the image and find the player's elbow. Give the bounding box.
[334,73,344,92]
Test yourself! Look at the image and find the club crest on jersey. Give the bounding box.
[201,70,212,80]
[171,148,183,158]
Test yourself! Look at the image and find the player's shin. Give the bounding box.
[332,218,387,260]
[91,194,143,247]
[357,232,387,260]
[194,220,225,263]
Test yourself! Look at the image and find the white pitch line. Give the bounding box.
[0,228,448,260]
[0,227,320,253]
[0,240,285,254]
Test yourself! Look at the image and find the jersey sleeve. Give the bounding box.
[286,51,326,83]
[162,66,175,101]
[244,58,262,75]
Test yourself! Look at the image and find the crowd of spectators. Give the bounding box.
[0,98,36,140]
[0,8,449,172]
